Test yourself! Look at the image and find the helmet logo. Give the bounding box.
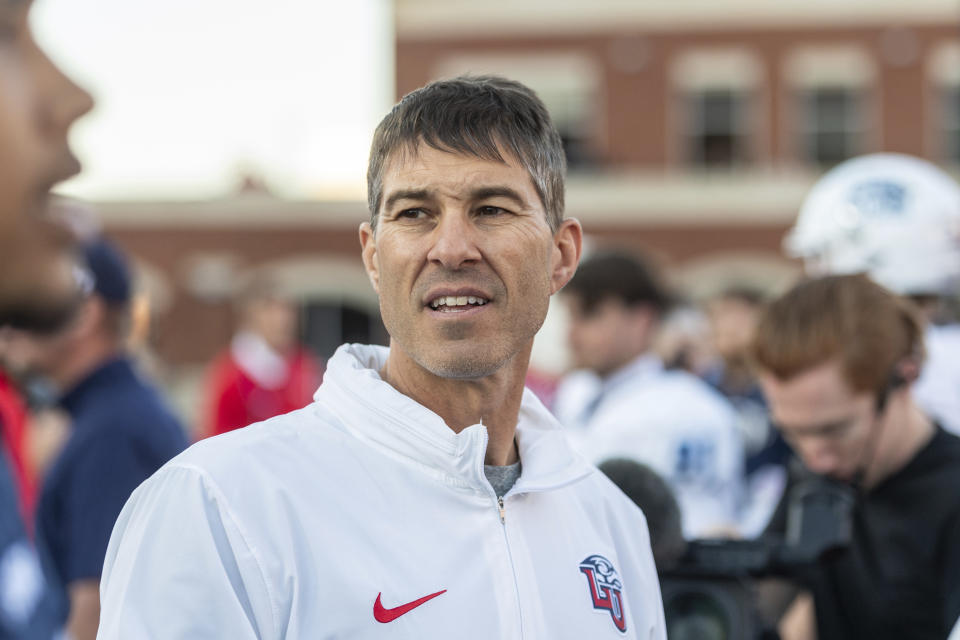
[848,181,907,217]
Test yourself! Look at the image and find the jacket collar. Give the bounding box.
[314,343,593,496]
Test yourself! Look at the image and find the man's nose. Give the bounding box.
[32,42,95,136]
[426,212,481,269]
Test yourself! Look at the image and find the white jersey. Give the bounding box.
[555,355,744,539]
[97,344,666,640]
[914,323,960,435]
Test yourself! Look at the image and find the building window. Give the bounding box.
[546,91,595,170]
[944,85,960,165]
[300,301,387,361]
[798,87,864,167]
[685,89,751,168]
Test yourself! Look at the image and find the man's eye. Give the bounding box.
[397,208,426,219]
[477,206,506,217]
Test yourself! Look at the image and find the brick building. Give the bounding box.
[96,0,959,417]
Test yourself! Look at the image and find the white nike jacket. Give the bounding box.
[97,344,666,639]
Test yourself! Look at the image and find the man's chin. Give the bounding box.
[424,358,501,380]
[416,346,511,381]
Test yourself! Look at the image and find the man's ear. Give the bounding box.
[69,296,102,339]
[549,218,583,295]
[358,222,380,294]
[891,356,922,388]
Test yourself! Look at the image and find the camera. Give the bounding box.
[659,475,856,640]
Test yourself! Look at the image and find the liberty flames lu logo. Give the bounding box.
[579,554,627,632]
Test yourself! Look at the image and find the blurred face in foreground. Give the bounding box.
[0,0,93,328]
[360,144,580,381]
[759,359,879,483]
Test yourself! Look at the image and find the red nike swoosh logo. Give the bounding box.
[373,589,447,623]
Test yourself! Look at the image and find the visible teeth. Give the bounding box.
[429,295,488,309]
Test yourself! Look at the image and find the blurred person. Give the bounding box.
[704,287,790,537]
[11,238,188,640]
[0,330,73,523]
[654,304,715,377]
[200,275,323,439]
[97,76,666,638]
[553,250,744,538]
[597,458,687,572]
[0,4,92,333]
[751,274,960,640]
[785,153,960,435]
[0,1,93,637]
[523,365,559,408]
[0,366,36,526]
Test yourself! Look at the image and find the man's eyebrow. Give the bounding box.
[383,189,430,213]
[382,185,531,213]
[470,186,529,208]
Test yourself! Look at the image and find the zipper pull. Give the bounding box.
[498,496,506,524]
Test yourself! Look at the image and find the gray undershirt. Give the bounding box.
[484,461,522,498]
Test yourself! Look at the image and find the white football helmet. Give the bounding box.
[785,153,960,296]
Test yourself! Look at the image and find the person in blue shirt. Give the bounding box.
[11,238,188,640]
[0,1,94,637]
[0,450,59,640]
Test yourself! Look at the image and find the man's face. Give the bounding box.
[564,294,655,377]
[759,359,879,483]
[0,0,93,326]
[708,297,760,361]
[360,144,580,380]
[247,296,298,354]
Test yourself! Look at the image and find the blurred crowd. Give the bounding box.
[4,146,960,635]
[1,2,959,637]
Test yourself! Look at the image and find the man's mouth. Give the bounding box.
[428,295,489,312]
[35,153,83,208]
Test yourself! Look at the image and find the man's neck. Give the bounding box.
[379,346,527,466]
[598,350,658,383]
[52,340,120,394]
[867,399,934,488]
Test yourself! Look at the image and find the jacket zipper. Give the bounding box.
[495,493,524,638]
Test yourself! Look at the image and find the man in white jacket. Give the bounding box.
[97,76,667,639]
[554,251,745,538]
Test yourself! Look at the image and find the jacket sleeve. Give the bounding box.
[97,464,277,640]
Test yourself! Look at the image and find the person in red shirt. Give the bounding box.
[201,277,323,439]
[0,369,35,525]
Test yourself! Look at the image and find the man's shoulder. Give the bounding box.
[159,403,346,495]
[77,378,185,447]
[908,428,960,489]
[608,367,736,424]
[565,465,651,528]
